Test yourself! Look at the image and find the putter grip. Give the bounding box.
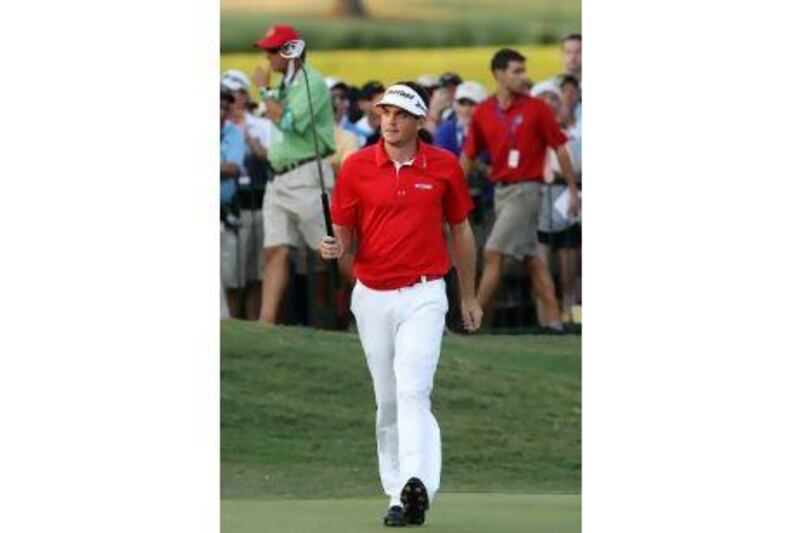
[321,192,334,237]
[320,192,338,270]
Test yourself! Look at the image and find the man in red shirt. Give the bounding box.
[320,81,482,527]
[462,48,580,331]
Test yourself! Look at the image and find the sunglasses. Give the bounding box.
[456,99,477,106]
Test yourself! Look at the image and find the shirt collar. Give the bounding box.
[375,138,430,169]
[492,92,524,111]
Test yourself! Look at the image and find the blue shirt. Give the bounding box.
[340,117,370,147]
[220,121,245,204]
[434,116,493,202]
[434,116,464,157]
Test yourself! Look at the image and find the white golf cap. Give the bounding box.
[325,76,342,90]
[221,69,251,92]
[530,79,562,99]
[376,84,428,117]
[454,81,487,104]
[416,74,440,89]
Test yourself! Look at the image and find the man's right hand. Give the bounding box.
[320,236,342,260]
[252,66,271,89]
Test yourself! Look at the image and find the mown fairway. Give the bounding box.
[221,45,562,95]
[223,494,580,533]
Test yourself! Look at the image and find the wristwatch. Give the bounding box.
[259,87,279,101]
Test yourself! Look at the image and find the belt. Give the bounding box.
[495,177,543,187]
[400,275,443,289]
[272,152,334,176]
[361,274,444,291]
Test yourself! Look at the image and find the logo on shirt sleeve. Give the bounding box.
[414,183,434,191]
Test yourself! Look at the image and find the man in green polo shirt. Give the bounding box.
[252,24,337,324]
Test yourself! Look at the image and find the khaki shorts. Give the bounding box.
[221,209,265,289]
[262,158,334,250]
[485,181,542,261]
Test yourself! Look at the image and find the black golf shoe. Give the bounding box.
[400,477,429,526]
[383,505,406,527]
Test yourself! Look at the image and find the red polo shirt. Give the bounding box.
[330,140,473,290]
[463,93,567,184]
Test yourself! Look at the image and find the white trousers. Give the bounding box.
[350,277,448,503]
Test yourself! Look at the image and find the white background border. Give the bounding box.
[2,0,799,531]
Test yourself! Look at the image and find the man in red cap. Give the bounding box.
[320,81,482,527]
[251,25,338,325]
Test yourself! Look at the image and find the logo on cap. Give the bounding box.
[386,88,426,112]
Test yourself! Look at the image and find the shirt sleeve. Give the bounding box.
[443,157,474,225]
[221,126,246,168]
[538,102,568,148]
[252,117,272,149]
[282,71,330,136]
[330,156,359,227]
[462,108,485,160]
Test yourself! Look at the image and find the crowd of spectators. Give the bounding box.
[221,25,582,332]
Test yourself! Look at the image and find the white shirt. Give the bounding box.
[244,113,272,151]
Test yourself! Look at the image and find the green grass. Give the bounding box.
[221,321,581,500]
[222,45,563,96]
[220,0,580,52]
[222,494,580,533]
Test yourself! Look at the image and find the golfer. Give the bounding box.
[320,82,482,527]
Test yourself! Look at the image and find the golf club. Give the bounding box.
[279,39,336,246]
[280,38,340,327]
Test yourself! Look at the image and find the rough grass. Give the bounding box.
[221,321,581,500]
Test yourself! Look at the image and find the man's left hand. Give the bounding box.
[265,99,284,123]
[460,298,483,333]
[568,187,581,218]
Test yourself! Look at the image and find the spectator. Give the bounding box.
[531,80,581,325]
[415,74,440,99]
[361,82,386,146]
[355,81,385,145]
[326,77,368,147]
[439,72,463,104]
[418,73,453,134]
[220,69,272,319]
[327,80,361,174]
[461,48,580,332]
[251,24,337,325]
[220,88,246,317]
[436,71,463,123]
[556,33,582,127]
[561,33,582,84]
[434,81,486,157]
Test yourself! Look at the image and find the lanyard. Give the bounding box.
[493,99,523,149]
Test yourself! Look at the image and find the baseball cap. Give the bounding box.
[440,72,463,87]
[454,81,487,104]
[221,69,251,92]
[359,80,385,101]
[325,77,349,93]
[375,84,428,117]
[530,79,562,98]
[253,24,300,50]
[416,74,440,90]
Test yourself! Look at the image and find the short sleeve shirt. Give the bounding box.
[220,121,245,204]
[463,93,567,184]
[331,140,473,290]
